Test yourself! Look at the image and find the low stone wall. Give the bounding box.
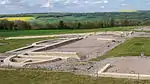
[6,37,83,54]
[24,58,62,67]
[2,55,62,68]
[2,51,80,68]
[97,38,116,41]
[98,64,111,74]
[5,33,88,40]
[32,37,83,52]
[96,31,133,37]
[32,40,50,46]
[6,45,34,53]
[6,40,51,53]
[22,52,80,59]
[99,72,150,80]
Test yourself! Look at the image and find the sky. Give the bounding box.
[0,0,150,14]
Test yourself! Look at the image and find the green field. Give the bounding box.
[0,70,149,84]
[92,37,150,61]
[37,16,102,23]
[0,26,135,37]
[0,38,52,53]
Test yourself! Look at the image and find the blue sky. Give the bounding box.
[0,0,150,14]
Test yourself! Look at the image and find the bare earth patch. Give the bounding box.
[100,57,150,75]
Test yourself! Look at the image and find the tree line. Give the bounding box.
[0,19,141,30]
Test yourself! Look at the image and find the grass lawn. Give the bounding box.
[0,26,135,37]
[0,70,149,84]
[91,37,150,61]
[0,38,52,53]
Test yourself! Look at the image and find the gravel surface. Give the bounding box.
[26,56,150,75]
[135,27,150,31]
[25,58,99,75]
[97,56,150,75]
[45,35,125,60]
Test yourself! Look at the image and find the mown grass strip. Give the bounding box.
[0,38,53,53]
[0,70,149,84]
[91,37,150,61]
[0,26,136,37]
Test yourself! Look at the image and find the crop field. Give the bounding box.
[0,26,135,37]
[92,37,150,61]
[0,17,35,21]
[0,70,149,84]
[37,16,101,23]
[26,11,150,22]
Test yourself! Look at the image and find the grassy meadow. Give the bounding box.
[92,37,150,61]
[0,38,53,53]
[0,70,149,84]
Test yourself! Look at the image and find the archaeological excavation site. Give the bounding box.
[1,29,150,80]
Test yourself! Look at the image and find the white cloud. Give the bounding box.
[64,0,71,5]
[84,1,89,4]
[73,0,78,4]
[103,0,108,4]
[0,0,149,14]
[101,5,105,8]
[0,0,9,4]
[41,2,50,7]
[41,0,51,8]
[121,3,128,6]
